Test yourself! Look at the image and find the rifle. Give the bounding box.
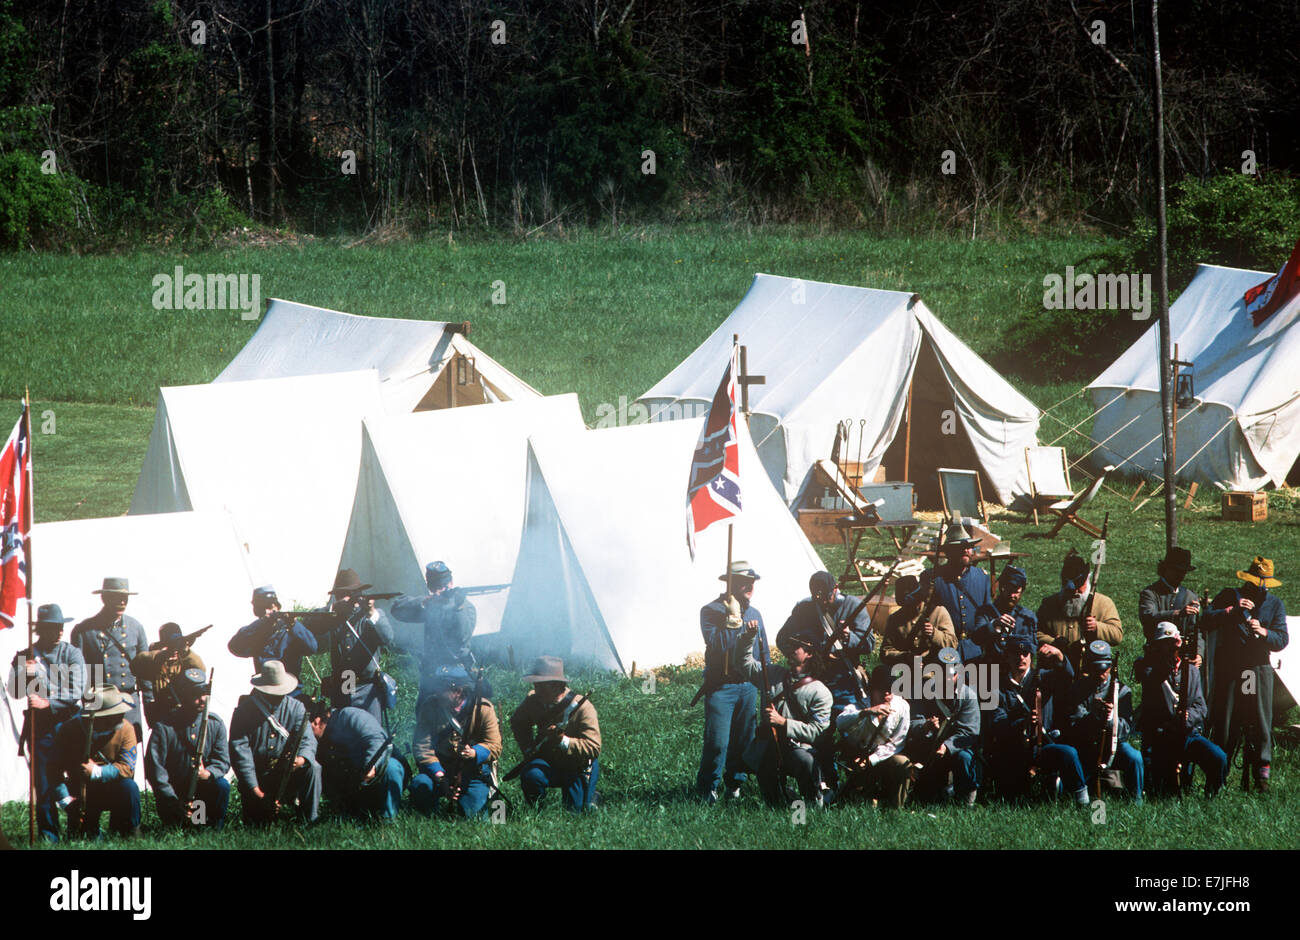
[458,583,512,597]
[823,557,905,660]
[1028,687,1044,778]
[501,691,593,782]
[836,703,897,795]
[1078,513,1110,643]
[912,704,956,771]
[1094,652,1121,798]
[755,639,786,783]
[71,713,94,838]
[442,669,483,806]
[184,668,215,827]
[912,521,950,653]
[265,713,311,811]
[358,734,395,791]
[149,624,213,652]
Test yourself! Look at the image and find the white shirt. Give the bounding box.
[837,696,911,766]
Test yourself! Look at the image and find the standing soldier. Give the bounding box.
[55,685,141,839]
[409,666,501,818]
[145,667,230,830]
[904,648,981,805]
[1138,547,1200,641]
[969,567,1038,668]
[228,661,321,825]
[1036,550,1123,673]
[919,522,991,658]
[131,622,206,726]
[70,577,149,740]
[739,625,831,808]
[1133,623,1226,797]
[5,603,84,843]
[695,562,767,804]
[776,570,874,791]
[228,585,319,697]
[1063,640,1143,801]
[880,575,958,668]
[309,699,405,820]
[1201,557,1289,792]
[322,569,395,725]
[391,561,477,695]
[510,657,601,812]
[983,636,1089,806]
[834,664,913,809]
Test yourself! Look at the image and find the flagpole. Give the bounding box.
[24,391,35,846]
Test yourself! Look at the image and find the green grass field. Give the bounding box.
[2,227,1297,849]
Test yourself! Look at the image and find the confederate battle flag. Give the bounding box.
[1244,237,1300,328]
[686,346,742,559]
[0,403,32,629]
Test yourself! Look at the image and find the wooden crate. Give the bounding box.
[1222,490,1267,522]
[797,509,848,545]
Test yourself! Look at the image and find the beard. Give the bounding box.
[1062,591,1089,619]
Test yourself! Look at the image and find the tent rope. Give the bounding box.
[1042,390,1125,446]
[1038,386,1086,417]
[1141,414,1239,501]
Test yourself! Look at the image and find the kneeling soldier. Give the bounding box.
[1133,622,1226,797]
[739,625,831,808]
[904,648,981,805]
[146,667,230,830]
[56,685,141,838]
[1064,640,1143,801]
[411,666,502,817]
[509,657,601,811]
[309,698,404,820]
[229,661,321,824]
[984,636,1089,806]
[834,664,913,809]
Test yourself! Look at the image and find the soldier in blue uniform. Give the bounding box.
[695,561,768,804]
[919,524,991,661]
[309,699,404,820]
[6,603,85,842]
[322,569,395,725]
[228,585,318,697]
[983,635,1089,806]
[145,667,231,830]
[391,561,477,698]
[969,566,1038,668]
[1201,557,1289,792]
[228,661,321,824]
[70,577,149,739]
[1063,640,1143,802]
[904,648,982,805]
[1133,622,1226,797]
[776,570,873,792]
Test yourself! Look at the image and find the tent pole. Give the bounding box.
[1151,0,1177,551]
[23,390,34,847]
[903,380,913,483]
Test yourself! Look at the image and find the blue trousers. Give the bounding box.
[410,768,493,818]
[345,757,404,819]
[1091,741,1144,802]
[989,742,1087,799]
[76,776,141,837]
[1145,734,1227,797]
[696,682,757,794]
[914,746,979,800]
[156,775,231,830]
[519,757,599,811]
[26,715,63,842]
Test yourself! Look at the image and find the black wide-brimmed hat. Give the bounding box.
[329,568,371,595]
[1158,547,1196,573]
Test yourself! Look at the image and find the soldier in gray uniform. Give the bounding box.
[228,661,321,824]
[145,667,231,830]
[905,647,982,805]
[391,561,477,696]
[322,569,395,725]
[70,577,149,738]
[6,603,85,842]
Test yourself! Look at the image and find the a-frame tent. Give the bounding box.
[1,511,261,803]
[337,394,587,654]
[129,370,385,608]
[497,417,824,673]
[1088,263,1300,490]
[216,298,541,414]
[638,273,1041,509]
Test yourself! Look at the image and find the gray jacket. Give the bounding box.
[228,692,317,791]
[739,642,831,746]
[71,611,148,694]
[391,592,476,673]
[318,706,389,796]
[7,641,85,720]
[146,710,231,803]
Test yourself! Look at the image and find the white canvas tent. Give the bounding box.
[638,273,1041,508]
[337,395,587,653]
[1088,264,1300,490]
[498,417,824,673]
[216,298,541,414]
[129,370,385,608]
[1,511,261,804]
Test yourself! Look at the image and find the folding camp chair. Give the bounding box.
[937,467,987,528]
[1042,465,1114,539]
[1023,446,1074,526]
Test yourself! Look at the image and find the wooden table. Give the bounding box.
[836,517,923,594]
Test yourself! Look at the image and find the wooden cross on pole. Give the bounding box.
[733,333,765,421]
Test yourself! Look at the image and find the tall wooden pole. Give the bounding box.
[23,391,35,846]
[1151,0,1177,551]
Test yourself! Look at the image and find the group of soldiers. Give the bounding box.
[695,524,1289,811]
[6,563,600,842]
